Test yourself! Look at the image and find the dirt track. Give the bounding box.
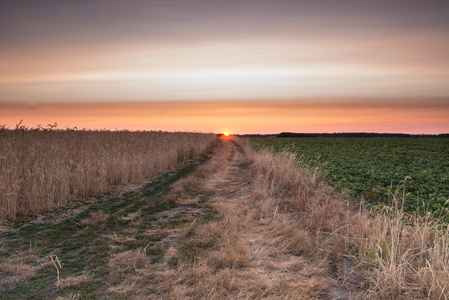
[0,137,356,299]
[199,138,355,299]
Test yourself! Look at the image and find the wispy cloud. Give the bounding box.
[1,1,448,133]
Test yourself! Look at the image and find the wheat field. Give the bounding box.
[0,127,216,221]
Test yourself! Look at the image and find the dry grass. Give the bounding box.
[108,281,137,296]
[2,136,446,298]
[80,211,110,225]
[55,295,80,300]
[137,139,333,299]
[249,147,449,299]
[106,231,136,244]
[109,249,150,274]
[58,274,91,289]
[351,207,449,299]
[0,248,41,285]
[0,127,216,221]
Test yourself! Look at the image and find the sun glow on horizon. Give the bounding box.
[1,100,448,135]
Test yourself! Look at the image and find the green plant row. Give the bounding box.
[249,137,449,221]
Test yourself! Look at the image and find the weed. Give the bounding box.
[198,195,209,204]
[199,213,214,224]
[169,240,215,269]
[161,218,192,229]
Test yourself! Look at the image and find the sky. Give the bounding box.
[1,0,449,134]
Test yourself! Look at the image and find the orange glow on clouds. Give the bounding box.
[1,99,448,134]
[1,1,449,136]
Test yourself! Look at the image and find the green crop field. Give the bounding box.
[248,137,449,221]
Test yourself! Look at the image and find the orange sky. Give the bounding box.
[1,1,449,133]
[2,99,448,134]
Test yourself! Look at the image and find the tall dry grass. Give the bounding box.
[0,126,216,221]
[249,148,449,299]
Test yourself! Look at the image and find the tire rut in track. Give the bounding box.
[197,138,355,299]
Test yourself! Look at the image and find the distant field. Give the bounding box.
[248,137,449,220]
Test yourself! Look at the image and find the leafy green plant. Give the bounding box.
[249,137,449,221]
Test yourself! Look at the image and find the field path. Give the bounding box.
[0,137,356,299]
[196,138,354,299]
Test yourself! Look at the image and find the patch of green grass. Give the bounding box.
[149,236,162,243]
[198,195,209,204]
[3,265,53,300]
[62,279,102,299]
[146,246,164,256]
[105,215,129,228]
[169,240,215,269]
[161,218,192,229]
[124,240,146,250]
[112,295,132,300]
[146,246,165,264]
[168,256,181,269]
[199,213,215,224]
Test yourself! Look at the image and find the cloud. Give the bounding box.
[1,1,448,103]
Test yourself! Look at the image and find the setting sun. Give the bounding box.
[224,132,230,137]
